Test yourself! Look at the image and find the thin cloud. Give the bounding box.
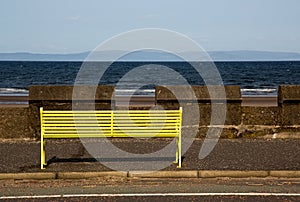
[65,16,81,21]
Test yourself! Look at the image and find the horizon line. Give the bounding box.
[1,49,300,55]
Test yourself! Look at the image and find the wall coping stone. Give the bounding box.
[29,85,115,101]
[156,85,241,102]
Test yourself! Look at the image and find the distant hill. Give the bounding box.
[0,52,89,61]
[1,50,300,61]
[209,50,300,61]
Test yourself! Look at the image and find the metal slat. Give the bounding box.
[43,134,111,138]
[113,114,180,117]
[43,123,179,127]
[113,126,179,129]
[113,110,180,113]
[109,133,178,137]
[43,124,111,126]
[112,120,179,123]
[42,117,112,120]
[112,123,179,126]
[113,117,179,120]
[43,127,110,129]
[43,114,112,117]
[43,121,111,124]
[44,130,111,132]
[112,130,179,133]
[44,131,110,134]
[44,128,177,132]
[43,134,177,138]
[43,110,180,113]
[43,111,112,114]
[43,123,179,126]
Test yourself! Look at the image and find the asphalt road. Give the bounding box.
[2,195,300,202]
[0,139,299,172]
[0,177,299,201]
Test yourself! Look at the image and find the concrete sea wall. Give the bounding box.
[1,85,300,139]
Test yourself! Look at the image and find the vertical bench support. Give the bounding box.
[40,107,46,169]
[178,107,182,168]
[110,111,114,137]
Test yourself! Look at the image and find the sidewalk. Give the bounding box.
[0,139,299,179]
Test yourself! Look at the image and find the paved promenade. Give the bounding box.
[0,139,299,173]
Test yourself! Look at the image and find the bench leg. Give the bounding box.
[177,136,182,168]
[175,138,179,164]
[41,139,46,169]
[175,136,182,168]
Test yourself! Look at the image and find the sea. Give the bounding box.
[1,61,300,97]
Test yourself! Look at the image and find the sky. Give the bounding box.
[0,0,300,54]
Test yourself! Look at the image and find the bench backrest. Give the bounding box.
[40,107,182,139]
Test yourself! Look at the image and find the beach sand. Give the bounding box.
[0,96,29,107]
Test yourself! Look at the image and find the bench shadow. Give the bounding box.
[47,156,183,166]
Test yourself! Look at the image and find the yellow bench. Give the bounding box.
[40,107,183,169]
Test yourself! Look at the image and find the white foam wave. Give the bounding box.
[115,89,155,93]
[114,89,155,96]
[0,88,29,95]
[241,88,277,93]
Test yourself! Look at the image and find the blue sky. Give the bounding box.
[0,0,300,53]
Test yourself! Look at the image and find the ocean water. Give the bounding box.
[0,61,300,96]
